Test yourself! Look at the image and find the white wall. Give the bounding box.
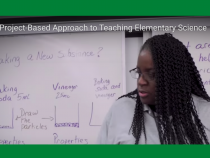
[143,31,152,43]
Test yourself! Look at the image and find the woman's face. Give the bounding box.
[137,49,156,105]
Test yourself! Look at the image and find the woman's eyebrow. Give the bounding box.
[145,68,155,71]
[137,68,154,72]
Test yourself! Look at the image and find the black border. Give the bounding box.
[0,16,181,24]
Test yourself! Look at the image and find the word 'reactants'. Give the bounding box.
[0,54,20,67]
[53,82,78,92]
[0,136,25,144]
[53,133,88,144]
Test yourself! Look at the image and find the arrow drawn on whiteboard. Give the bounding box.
[42,117,54,121]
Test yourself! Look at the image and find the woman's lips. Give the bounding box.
[139,91,149,97]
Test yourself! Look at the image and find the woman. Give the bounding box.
[97,33,210,144]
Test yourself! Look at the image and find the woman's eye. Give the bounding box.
[149,72,155,77]
[136,70,141,74]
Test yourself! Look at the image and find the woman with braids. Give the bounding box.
[97,33,210,144]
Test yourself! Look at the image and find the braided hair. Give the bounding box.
[119,33,210,144]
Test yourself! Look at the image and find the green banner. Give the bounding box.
[0,145,209,158]
[0,0,209,15]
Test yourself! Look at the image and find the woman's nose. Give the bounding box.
[138,75,147,85]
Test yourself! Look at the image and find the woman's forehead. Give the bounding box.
[137,50,154,70]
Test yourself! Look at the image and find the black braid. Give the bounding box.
[118,33,210,144]
[118,89,147,143]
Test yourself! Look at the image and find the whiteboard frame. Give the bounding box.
[121,31,126,94]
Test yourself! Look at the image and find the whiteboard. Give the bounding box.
[0,31,125,144]
[152,28,210,95]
